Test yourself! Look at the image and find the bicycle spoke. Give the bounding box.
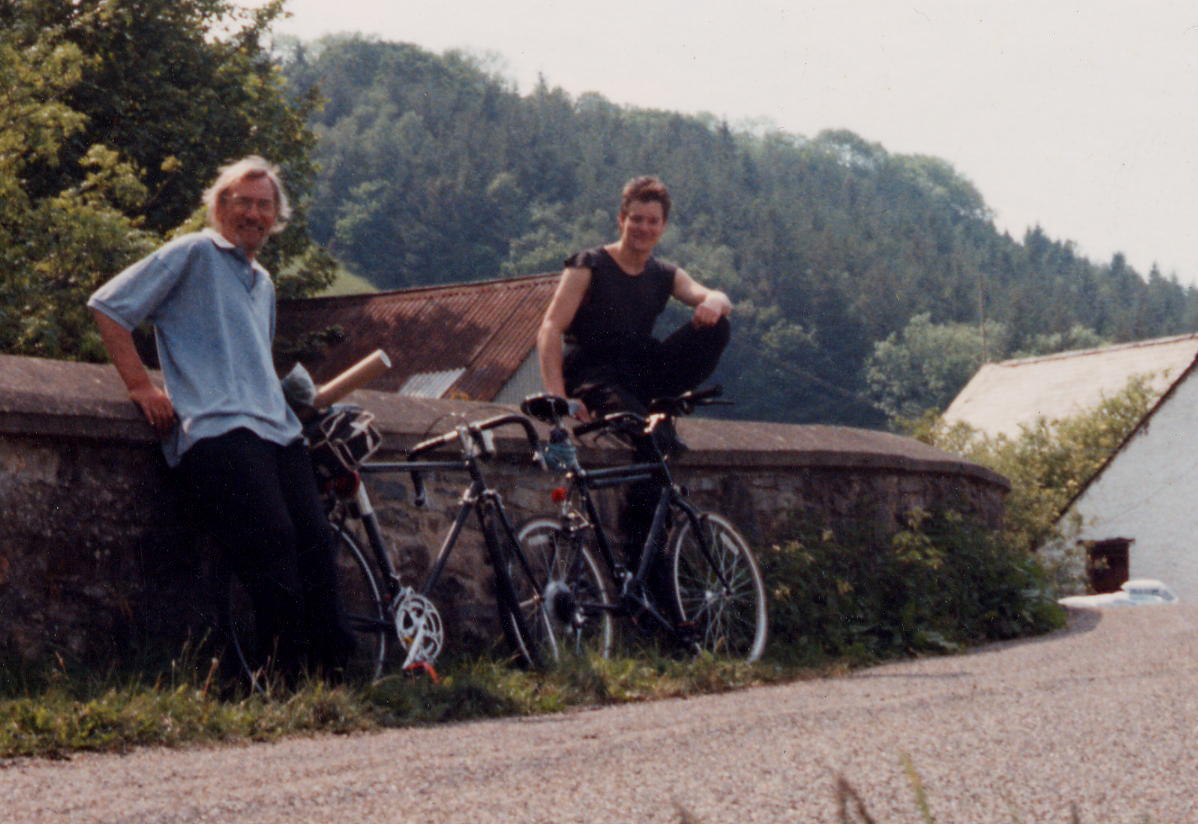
[517,517,614,659]
[670,512,768,662]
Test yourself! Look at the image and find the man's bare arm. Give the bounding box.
[672,268,732,327]
[91,308,176,435]
[537,266,592,417]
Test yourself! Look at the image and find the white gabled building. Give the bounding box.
[943,333,1198,599]
[1055,356,1198,600]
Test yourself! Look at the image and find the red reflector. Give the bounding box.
[550,486,568,503]
[327,471,361,499]
[404,660,440,682]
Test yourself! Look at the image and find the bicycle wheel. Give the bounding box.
[487,512,554,668]
[669,511,768,662]
[516,516,614,659]
[222,526,387,690]
[329,525,389,682]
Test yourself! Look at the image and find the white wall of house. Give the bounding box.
[493,352,543,405]
[1063,373,1198,600]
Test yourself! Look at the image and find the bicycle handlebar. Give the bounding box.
[572,385,728,439]
[407,413,541,460]
[647,384,724,416]
[573,411,641,439]
[405,413,546,504]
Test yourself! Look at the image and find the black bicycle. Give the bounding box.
[224,405,558,688]
[517,386,768,662]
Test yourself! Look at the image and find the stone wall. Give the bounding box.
[0,354,1009,663]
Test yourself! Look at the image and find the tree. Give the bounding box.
[866,313,1008,422]
[0,28,154,359]
[1013,325,1107,358]
[0,0,333,361]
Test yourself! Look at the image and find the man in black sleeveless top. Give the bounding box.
[537,176,732,572]
[538,175,731,423]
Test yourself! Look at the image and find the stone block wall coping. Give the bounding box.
[0,353,1008,490]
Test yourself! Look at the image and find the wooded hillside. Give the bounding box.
[285,35,1198,426]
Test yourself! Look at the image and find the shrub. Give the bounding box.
[761,506,1065,664]
[903,374,1158,589]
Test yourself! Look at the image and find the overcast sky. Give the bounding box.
[261,0,1198,285]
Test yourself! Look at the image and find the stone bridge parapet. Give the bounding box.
[0,353,1008,662]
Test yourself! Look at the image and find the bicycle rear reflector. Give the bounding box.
[325,470,361,499]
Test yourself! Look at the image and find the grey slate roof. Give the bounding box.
[943,333,1198,437]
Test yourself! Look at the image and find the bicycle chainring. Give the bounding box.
[394,591,444,668]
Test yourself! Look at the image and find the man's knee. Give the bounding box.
[695,315,731,352]
[711,314,731,343]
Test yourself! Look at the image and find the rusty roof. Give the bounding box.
[277,273,559,401]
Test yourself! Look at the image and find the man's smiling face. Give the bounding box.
[215,174,278,258]
[617,199,666,256]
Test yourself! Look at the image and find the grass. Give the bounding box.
[0,652,375,759]
[0,641,834,760]
[5,646,1129,822]
[318,266,377,296]
[675,753,1097,824]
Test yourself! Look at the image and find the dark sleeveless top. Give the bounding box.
[563,247,677,354]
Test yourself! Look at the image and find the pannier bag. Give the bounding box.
[307,405,382,479]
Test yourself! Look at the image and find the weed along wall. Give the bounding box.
[0,353,1009,663]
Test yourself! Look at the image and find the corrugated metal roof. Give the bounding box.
[278,273,558,401]
[943,333,1198,437]
[399,369,467,398]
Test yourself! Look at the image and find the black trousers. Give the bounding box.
[178,428,353,679]
[565,317,730,568]
[565,317,731,418]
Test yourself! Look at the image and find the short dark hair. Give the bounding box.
[620,175,671,221]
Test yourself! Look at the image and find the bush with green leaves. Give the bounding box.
[761,506,1065,664]
[903,375,1157,588]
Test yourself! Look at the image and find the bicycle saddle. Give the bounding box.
[521,393,572,424]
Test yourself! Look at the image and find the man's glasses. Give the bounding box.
[225,195,276,214]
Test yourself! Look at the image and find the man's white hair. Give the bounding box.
[202,155,291,234]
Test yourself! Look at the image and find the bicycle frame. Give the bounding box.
[356,458,533,602]
[554,456,717,636]
[323,412,553,669]
[355,456,469,598]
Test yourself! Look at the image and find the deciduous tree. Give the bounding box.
[0,0,333,360]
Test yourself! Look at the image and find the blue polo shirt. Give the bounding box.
[88,229,302,466]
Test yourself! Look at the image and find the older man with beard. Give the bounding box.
[88,156,353,683]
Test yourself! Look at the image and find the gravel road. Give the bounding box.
[4,605,1197,823]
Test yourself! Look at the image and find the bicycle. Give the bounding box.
[517,386,769,662]
[223,402,559,688]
